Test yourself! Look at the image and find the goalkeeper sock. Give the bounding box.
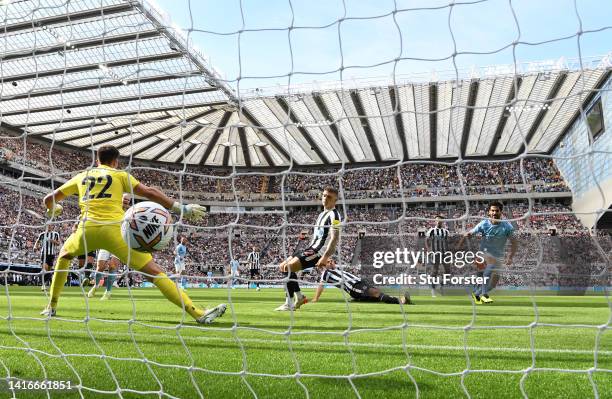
[152,273,203,319]
[105,273,115,292]
[49,257,71,309]
[379,293,400,304]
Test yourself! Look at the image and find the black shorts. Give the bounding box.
[77,251,97,261]
[427,262,450,276]
[41,254,55,268]
[347,280,372,300]
[295,247,321,271]
[249,269,261,278]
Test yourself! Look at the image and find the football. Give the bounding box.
[121,201,173,252]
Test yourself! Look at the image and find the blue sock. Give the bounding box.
[105,273,115,292]
[94,272,102,287]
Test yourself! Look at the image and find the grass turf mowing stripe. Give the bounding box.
[1,326,610,356]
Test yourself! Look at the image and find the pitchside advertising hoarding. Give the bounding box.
[358,235,608,294]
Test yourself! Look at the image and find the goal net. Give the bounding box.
[0,0,610,397]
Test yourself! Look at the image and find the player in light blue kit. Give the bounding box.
[229,256,240,288]
[174,236,188,288]
[458,201,517,304]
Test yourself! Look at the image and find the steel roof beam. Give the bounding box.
[349,91,382,162]
[14,103,224,128]
[519,72,568,154]
[429,84,438,159]
[312,93,355,163]
[239,107,293,164]
[488,77,523,156]
[2,87,218,117]
[1,31,160,62]
[3,52,182,83]
[48,115,172,143]
[115,108,217,151]
[460,80,479,159]
[176,142,198,164]
[276,97,330,165]
[150,109,218,160]
[199,111,233,166]
[1,3,135,35]
[3,71,202,102]
[237,127,252,168]
[388,86,409,161]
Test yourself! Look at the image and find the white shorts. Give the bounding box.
[174,260,186,273]
[97,249,119,263]
[231,269,239,277]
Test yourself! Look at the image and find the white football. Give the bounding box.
[121,201,173,252]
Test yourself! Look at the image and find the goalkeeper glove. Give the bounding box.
[45,203,63,218]
[171,202,207,222]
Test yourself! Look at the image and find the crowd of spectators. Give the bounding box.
[1,178,603,289]
[0,134,569,203]
[1,134,604,289]
[509,203,587,232]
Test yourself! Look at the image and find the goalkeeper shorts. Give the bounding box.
[61,222,152,270]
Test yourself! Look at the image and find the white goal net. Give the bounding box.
[0,0,611,398]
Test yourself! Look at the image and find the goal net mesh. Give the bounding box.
[0,0,610,397]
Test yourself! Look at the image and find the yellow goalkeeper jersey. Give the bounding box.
[58,165,140,222]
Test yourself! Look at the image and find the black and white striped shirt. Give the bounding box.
[309,208,341,254]
[426,227,450,252]
[320,268,362,295]
[246,251,260,270]
[35,231,60,257]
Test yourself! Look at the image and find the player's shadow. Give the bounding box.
[302,373,425,393]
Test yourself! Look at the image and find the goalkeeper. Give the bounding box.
[41,145,226,324]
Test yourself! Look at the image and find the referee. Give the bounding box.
[33,224,60,291]
[425,216,450,297]
[246,246,262,291]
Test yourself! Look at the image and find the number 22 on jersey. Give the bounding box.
[81,175,113,201]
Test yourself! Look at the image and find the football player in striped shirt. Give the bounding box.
[33,224,61,291]
[276,187,342,311]
[246,246,262,291]
[311,259,413,305]
[425,216,451,297]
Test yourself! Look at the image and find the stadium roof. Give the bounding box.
[1,0,610,168]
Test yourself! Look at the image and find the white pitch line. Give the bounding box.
[1,326,610,356]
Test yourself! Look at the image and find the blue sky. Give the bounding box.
[150,0,612,93]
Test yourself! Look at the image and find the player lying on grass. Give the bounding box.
[41,145,226,324]
[457,201,517,304]
[276,187,341,311]
[311,259,414,305]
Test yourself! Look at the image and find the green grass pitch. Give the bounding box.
[0,287,610,398]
